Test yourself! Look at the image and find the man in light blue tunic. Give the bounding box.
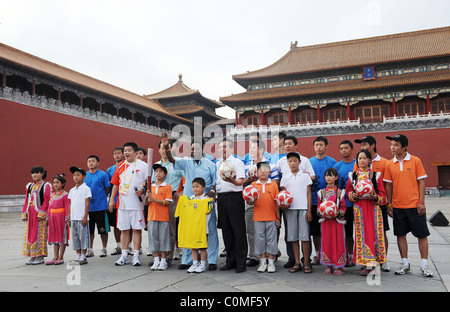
[161,134,219,270]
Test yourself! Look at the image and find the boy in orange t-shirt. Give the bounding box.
[250,162,280,273]
[145,164,172,271]
[383,134,433,277]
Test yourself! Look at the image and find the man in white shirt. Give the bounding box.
[216,138,248,273]
[109,142,148,266]
[276,136,315,180]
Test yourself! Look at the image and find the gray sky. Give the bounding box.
[1,0,449,118]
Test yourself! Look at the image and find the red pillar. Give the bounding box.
[2,70,5,87]
[426,94,431,114]
[32,80,36,95]
[80,95,84,108]
[347,102,351,120]
[57,88,61,101]
[316,105,321,122]
[288,107,292,124]
[392,98,397,117]
[260,109,265,126]
[235,111,239,126]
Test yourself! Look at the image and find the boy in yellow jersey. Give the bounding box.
[175,177,212,273]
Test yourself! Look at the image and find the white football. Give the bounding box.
[219,162,236,180]
[246,164,257,179]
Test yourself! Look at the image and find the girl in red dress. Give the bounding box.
[318,168,347,275]
[22,166,51,265]
[346,150,387,276]
[47,174,70,265]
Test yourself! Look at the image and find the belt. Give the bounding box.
[50,208,65,214]
[217,191,242,195]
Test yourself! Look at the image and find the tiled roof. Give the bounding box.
[0,42,189,122]
[221,68,450,104]
[144,74,224,108]
[233,26,450,85]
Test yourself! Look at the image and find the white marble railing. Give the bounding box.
[228,112,450,136]
[0,86,180,137]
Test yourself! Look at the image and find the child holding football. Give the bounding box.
[317,168,347,275]
[279,152,312,273]
[345,149,387,276]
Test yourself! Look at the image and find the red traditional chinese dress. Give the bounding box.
[346,169,386,266]
[22,181,51,258]
[48,191,70,246]
[318,186,347,268]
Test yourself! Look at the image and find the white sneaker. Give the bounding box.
[257,260,267,272]
[132,255,141,266]
[187,263,200,273]
[395,263,410,275]
[420,265,434,277]
[381,262,390,272]
[151,260,160,270]
[267,262,276,273]
[26,257,36,265]
[86,249,94,258]
[158,260,168,271]
[194,263,206,273]
[100,248,107,257]
[115,255,129,266]
[32,256,44,265]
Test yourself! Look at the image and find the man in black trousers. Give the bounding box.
[216,138,248,273]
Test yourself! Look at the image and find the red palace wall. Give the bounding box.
[2,99,162,195]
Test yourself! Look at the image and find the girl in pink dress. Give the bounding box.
[318,168,347,275]
[346,149,386,276]
[22,166,51,265]
[47,174,70,265]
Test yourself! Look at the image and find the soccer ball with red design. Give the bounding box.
[247,164,258,179]
[242,185,260,204]
[219,162,236,180]
[275,191,293,209]
[318,200,338,218]
[355,180,374,198]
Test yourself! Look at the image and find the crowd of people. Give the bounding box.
[21,131,434,278]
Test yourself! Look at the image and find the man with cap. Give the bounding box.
[354,135,391,271]
[383,134,433,277]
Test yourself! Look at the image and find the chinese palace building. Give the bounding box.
[144,74,225,126]
[0,43,192,197]
[221,26,450,193]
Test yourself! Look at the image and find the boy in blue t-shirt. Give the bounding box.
[333,140,356,265]
[309,136,336,264]
[85,155,111,257]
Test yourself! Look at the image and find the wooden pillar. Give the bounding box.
[32,80,36,95]
[99,100,103,113]
[116,106,120,117]
[57,88,61,101]
[347,102,351,120]
[80,95,84,108]
[392,98,397,117]
[235,111,239,126]
[426,94,431,114]
[316,104,321,122]
[2,69,5,87]
[288,107,292,124]
[260,109,265,126]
